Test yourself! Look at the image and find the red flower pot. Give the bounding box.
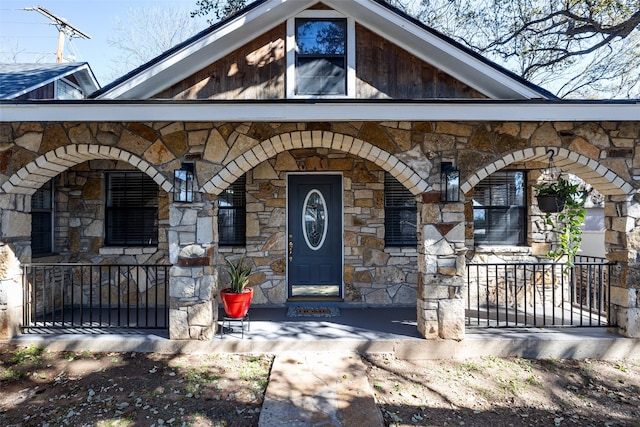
[220,287,253,318]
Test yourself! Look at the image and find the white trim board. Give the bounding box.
[1,101,638,122]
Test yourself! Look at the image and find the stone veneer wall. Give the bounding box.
[217,148,419,306]
[39,161,170,265]
[1,120,639,339]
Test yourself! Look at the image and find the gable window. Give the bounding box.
[31,180,54,256]
[296,18,346,95]
[473,171,526,246]
[218,175,246,246]
[287,11,355,98]
[384,173,417,246]
[55,78,83,99]
[105,172,158,246]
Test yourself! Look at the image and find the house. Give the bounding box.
[0,63,99,100]
[0,0,638,341]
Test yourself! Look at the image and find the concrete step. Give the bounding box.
[259,352,383,427]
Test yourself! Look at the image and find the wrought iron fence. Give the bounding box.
[23,263,169,331]
[467,257,615,328]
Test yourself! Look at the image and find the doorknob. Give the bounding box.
[289,241,294,261]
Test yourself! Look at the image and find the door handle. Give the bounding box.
[289,241,294,261]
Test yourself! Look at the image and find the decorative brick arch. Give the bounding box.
[201,131,429,196]
[460,146,634,196]
[0,144,173,195]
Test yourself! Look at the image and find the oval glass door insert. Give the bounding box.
[302,189,328,250]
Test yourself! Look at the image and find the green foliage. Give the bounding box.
[10,345,45,365]
[191,0,248,23]
[536,177,588,267]
[225,257,252,293]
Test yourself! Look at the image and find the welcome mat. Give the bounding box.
[286,306,341,318]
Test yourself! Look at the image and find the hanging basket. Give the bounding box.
[537,194,566,213]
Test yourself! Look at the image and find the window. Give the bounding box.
[218,175,246,246]
[105,172,158,246]
[295,18,346,95]
[384,173,417,246]
[31,180,54,256]
[286,11,355,98]
[473,171,526,245]
[55,79,83,99]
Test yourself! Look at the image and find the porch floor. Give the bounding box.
[11,306,640,360]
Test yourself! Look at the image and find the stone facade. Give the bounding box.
[0,120,639,340]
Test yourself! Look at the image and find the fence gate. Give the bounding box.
[466,257,616,328]
[23,263,169,332]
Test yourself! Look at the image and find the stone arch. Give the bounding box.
[0,144,173,195]
[201,131,429,196]
[460,146,634,196]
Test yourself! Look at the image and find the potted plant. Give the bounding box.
[535,176,588,268]
[219,257,253,318]
[534,176,574,213]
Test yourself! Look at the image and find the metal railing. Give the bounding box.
[467,257,615,328]
[23,263,169,331]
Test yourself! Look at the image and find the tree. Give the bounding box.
[191,0,639,98]
[107,5,207,80]
[191,0,249,24]
[392,0,640,98]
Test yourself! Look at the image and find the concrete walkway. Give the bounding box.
[258,352,383,427]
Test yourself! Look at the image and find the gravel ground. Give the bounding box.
[1,343,639,426]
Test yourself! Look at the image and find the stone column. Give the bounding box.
[606,195,640,338]
[168,200,218,340]
[416,192,467,340]
[0,193,31,338]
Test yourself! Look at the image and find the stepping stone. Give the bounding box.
[259,352,384,427]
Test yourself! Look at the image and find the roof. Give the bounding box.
[0,63,100,100]
[93,0,556,100]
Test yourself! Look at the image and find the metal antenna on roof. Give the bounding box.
[25,5,90,63]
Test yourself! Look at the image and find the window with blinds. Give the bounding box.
[31,180,54,256]
[105,172,158,246]
[218,175,246,246]
[473,171,526,245]
[384,173,417,247]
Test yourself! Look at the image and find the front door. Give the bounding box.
[288,174,342,299]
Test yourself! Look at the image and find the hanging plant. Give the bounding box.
[534,176,574,213]
[535,176,588,268]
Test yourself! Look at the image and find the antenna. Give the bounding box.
[25,5,91,63]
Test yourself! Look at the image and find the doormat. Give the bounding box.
[286,306,340,318]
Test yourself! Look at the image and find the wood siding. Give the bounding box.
[155,23,485,100]
[154,25,287,100]
[355,25,485,99]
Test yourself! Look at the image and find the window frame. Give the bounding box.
[286,10,355,99]
[218,175,247,247]
[384,173,418,247]
[105,171,158,246]
[472,170,527,246]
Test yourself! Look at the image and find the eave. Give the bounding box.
[1,100,638,122]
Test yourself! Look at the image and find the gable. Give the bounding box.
[94,0,553,100]
[0,63,99,100]
[154,22,485,100]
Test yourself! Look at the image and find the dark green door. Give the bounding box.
[288,174,342,298]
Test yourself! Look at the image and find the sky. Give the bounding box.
[0,0,210,86]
